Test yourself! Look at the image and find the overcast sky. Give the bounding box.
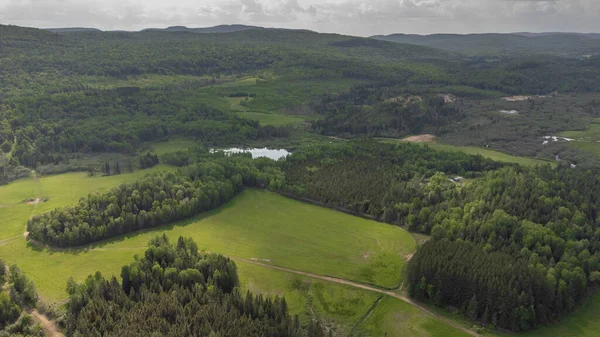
[1,0,599,36]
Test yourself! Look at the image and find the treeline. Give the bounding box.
[65,235,325,337]
[27,156,283,247]
[407,240,557,331]
[0,159,31,185]
[280,140,502,232]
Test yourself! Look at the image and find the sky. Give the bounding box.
[0,0,599,36]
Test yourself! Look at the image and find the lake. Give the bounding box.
[212,148,290,160]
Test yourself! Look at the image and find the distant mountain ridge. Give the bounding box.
[44,24,263,34]
[370,32,600,57]
[46,27,102,33]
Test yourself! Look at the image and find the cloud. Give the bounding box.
[0,0,598,35]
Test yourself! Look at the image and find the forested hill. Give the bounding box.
[371,32,600,58]
[2,23,600,177]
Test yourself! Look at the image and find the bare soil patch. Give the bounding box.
[29,310,64,337]
[402,134,436,143]
[25,197,46,205]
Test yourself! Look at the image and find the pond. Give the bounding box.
[211,148,290,160]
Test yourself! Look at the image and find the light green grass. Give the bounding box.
[427,143,553,166]
[0,179,414,302]
[147,140,198,156]
[237,111,306,126]
[0,165,176,240]
[558,120,600,160]
[225,95,307,126]
[380,139,553,167]
[226,96,254,112]
[237,261,379,336]
[559,119,600,141]
[218,77,262,87]
[357,297,473,337]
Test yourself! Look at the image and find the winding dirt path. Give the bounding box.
[29,310,63,337]
[232,257,482,337]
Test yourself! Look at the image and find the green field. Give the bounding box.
[559,119,600,141]
[237,111,307,126]
[427,143,554,166]
[358,297,472,337]
[147,140,198,155]
[381,138,553,166]
[558,120,600,160]
[237,261,381,335]
[0,171,415,302]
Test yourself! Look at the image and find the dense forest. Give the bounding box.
[280,140,503,230]
[2,24,600,178]
[65,235,325,337]
[2,86,288,168]
[279,140,600,330]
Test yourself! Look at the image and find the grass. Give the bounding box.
[558,120,600,162]
[237,111,307,126]
[559,119,600,141]
[0,173,415,302]
[147,140,198,156]
[426,143,554,167]
[237,261,380,336]
[357,297,473,337]
[0,165,176,240]
[381,138,553,167]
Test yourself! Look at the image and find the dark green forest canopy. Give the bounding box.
[65,235,325,337]
[2,24,600,178]
[277,141,600,330]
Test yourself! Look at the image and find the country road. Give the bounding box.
[232,256,482,337]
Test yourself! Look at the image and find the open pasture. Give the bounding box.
[0,172,415,302]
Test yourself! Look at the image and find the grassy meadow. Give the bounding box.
[380,138,553,167]
[3,162,600,336]
[426,143,554,167]
[0,170,414,303]
[358,297,472,337]
[558,120,600,160]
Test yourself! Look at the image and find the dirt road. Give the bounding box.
[29,310,63,337]
[233,257,482,337]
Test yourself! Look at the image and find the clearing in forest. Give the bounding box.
[0,171,415,301]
